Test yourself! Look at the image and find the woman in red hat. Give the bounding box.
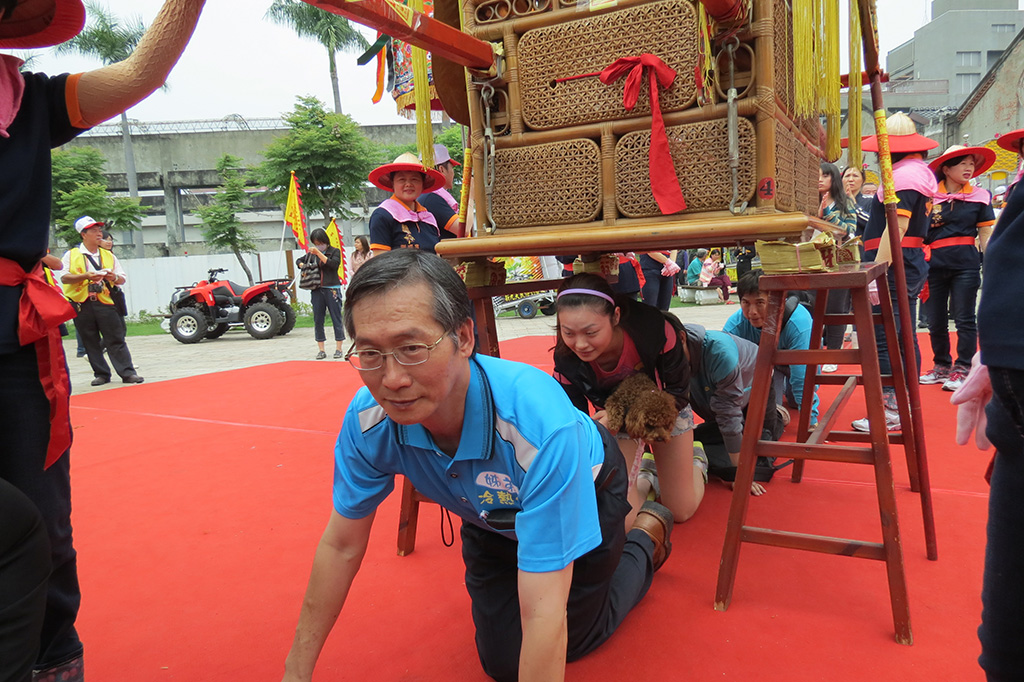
[367,152,449,255]
[0,2,205,680]
[918,145,996,392]
[996,128,1024,202]
[850,112,939,433]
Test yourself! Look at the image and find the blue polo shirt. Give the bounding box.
[333,354,604,573]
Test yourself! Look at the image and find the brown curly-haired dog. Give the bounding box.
[604,373,678,442]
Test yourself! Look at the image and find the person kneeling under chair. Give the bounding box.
[281,250,673,682]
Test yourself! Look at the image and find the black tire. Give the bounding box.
[169,308,209,344]
[244,302,283,339]
[206,323,230,339]
[276,303,296,336]
[540,301,555,316]
[517,300,538,319]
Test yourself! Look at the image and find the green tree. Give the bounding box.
[434,125,467,189]
[265,0,369,115]
[53,2,148,257]
[195,155,260,285]
[253,97,376,249]
[51,147,145,247]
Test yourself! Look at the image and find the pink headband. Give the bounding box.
[557,288,616,306]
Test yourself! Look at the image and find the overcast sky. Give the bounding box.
[18,0,996,126]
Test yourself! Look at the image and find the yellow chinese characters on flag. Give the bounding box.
[284,171,308,251]
[325,218,348,284]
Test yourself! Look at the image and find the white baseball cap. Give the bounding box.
[430,143,460,166]
[74,215,104,233]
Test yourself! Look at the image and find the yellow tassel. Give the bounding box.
[847,0,862,171]
[409,0,435,168]
[824,0,841,160]
[793,0,814,117]
[697,3,716,105]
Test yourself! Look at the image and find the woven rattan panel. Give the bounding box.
[517,0,698,130]
[774,0,794,115]
[794,141,817,215]
[774,120,795,212]
[615,117,756,218]
[491,139,603,228]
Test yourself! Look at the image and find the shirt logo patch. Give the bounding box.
[475,471,519,496]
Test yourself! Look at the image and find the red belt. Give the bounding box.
[929,236,977,249]
[0,258,76,468]
[863,235,925,251]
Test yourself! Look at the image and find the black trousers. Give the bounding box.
[0,345,82,671]
[460,426,655,682]
[74,300,136,380]
[0,477,51,682]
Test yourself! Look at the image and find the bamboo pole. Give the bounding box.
[435,211,822,258]
[753,0,777,211]
[858,0,938,563]
[493,96,760,149]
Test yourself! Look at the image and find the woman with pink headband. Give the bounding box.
[551,273,707,528]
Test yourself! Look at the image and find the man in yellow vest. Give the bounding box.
[60,217,144,386]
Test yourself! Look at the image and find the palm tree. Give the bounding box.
[265,0,369,115]
[53,3,148,257]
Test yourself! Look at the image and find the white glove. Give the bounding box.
[949,352,992,450]
[867,280,880,306]
[661,260,681,277]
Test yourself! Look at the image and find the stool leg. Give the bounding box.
[716,291,784,611]
[852,286,913,645]
[397,476,421,557]
[793,288,830,482]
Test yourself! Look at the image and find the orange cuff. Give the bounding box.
[896,208,913,219]
[371,243,392,252]
[65,73,90,129]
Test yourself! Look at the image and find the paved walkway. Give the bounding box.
[65,301,739,396]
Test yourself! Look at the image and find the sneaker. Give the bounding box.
[692,442,709,484]
[920,366,950,385]
[333,349,344,359]
[851,408,901,432]
[631,500,674,571]
[822,364,839,373]
[315,350,327,360]
[775,403,791,427]
[638,452,659,502]
[942,369,967,392]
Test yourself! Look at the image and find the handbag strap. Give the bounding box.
[83,251,118,294]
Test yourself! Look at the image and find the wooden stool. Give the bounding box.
[714,262,936,645]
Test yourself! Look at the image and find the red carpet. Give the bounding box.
[68,335,990,681]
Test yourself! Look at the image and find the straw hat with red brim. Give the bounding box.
[996,128,1024,153]
[369,152,446,193]
[0,0,86,49]
[842,112,939,154]
[928,144,996,177]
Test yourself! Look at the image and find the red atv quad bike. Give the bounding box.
[168,268,295,343]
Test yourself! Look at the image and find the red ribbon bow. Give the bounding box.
[600,54,687,215]
[0,258,76,468]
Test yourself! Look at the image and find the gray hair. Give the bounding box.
[696,248,709,259]
[343,249,473,339]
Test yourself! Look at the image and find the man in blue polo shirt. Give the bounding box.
[723,270,819,428]
[281,250,673,682]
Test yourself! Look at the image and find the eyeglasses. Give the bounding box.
[345,333,449,371]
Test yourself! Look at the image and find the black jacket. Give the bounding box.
[297,246,343,287]
[553,298,690,413]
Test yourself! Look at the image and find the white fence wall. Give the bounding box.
[119,250,323,317]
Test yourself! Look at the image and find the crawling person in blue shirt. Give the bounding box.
[723,270,820,429]
[281,249,673,682]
